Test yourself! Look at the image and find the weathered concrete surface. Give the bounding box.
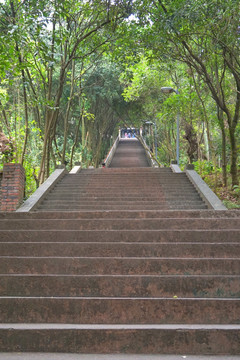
[0,354,240,360]
[69,166,81,174]
[1,209,239,220]
[17,168,67,212]
[170,164,182,173]
[32,167,209,211]
[186,169,226,210]
[2,217,240,230]
[104,136,119,167]
[109,139,150,167]
[1,137,239,356]
[1,275,240,298]
[1,324,240,354]
[1,297,239,323]
[1,256,239,275]
[1,209,240,354]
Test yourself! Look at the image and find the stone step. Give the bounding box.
[59,175,179,178]
[2,210,237,219]
[61,173,186,177]
[37,204,206,210]
[53,183,195,188]
[1,242,239,257]
[56,179,175,183]
[1,229,238,242]
[47,191,201,197]
[37,205,172,211]
[62,171,181,175]
[79,168,173,173]
[39,200,204,207]
[60,174,188,178]
[58,180,191,185]
[0,324,239,354]
[40,200,172,206]
[48,187,192,192]
[0,354,237,360]
[55,186,194,190]
[50,183,196,187]
[1,274,239,297]
[45,194,201,200]
[56,175,191,180]
[69,173,182,177]
[55,185,194,190]
[3,210,238,219]
[60,186,194,190]
[57,177,191,181]
[47,190,200,196]
[37,205,207,211]
[0,297,239,324]
[46,194,169,200]
[61,169,180,173]
[1,256,239,275]
[1,218,239,230]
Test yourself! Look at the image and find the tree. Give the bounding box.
[132,0,240,185]
[0,0,132,183]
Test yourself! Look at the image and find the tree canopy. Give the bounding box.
[0,0,239,199]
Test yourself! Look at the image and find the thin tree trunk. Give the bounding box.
[10,0,29,165]
[70,98,85,168]
[229,127,238,186]
[217,107,227,187]
[20,68,29,165]
[62,59,75,164]
[191,69,211,160]
[0,100,11,135]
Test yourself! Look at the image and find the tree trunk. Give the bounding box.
[20,69,29,165]
[217,107,227,187]
[62,60,75,165]
[0,100,11,135]
[229,127,239,186]
[221,127,227,187]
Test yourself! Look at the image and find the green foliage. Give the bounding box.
[232,185,240,197]
[193,160,217,176]
[222,200,240,209]
[0,0,239,198]
[23,155,38,199]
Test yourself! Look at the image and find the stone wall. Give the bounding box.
[0,163,25,212]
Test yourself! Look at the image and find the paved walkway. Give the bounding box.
[1,354,240,360]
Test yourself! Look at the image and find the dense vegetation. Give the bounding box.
[0,0,239,206]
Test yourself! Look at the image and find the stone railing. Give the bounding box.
[17,166,67,212]
[138,135,158,167]
[103,136,120,167]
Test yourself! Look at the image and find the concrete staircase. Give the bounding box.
[108,138,150,168]
[35,168,208,211]
[0,139,239,355]
[0,208,240,354]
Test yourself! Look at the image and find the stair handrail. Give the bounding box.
[138,134,160,167]
[16,166,67,212]
[103,135,120,167]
